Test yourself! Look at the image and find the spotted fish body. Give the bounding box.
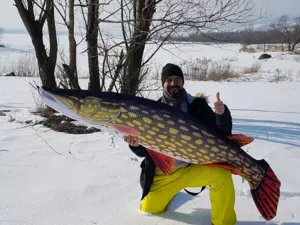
[39,87,281,221]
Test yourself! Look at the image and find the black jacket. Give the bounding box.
[129,95,233,200]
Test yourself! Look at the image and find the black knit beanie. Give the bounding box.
[161,63,184,86]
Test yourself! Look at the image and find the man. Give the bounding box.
[124,63,236,225]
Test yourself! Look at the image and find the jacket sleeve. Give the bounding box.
[215,105,232,135]
[129,144,149,157]
[189,97,232,135]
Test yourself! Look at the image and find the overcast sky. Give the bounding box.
[0,0,299,29]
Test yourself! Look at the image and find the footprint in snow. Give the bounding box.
[128,157,138,162]
[0,149,9,153]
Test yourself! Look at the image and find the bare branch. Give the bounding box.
[54,0,69,28]
[92,0,259,95]
[14,0,57,88]
[120,0,129,51]
[30,0,49,25]
[78,0,88,30]
[97,0,131,23]
[38,0,47,22]
[74,0,112,7]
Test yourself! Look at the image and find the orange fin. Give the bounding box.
[203,163,242,175]
[226,134,254,147]
[251,159,281,220]
[146,149,175,175]
[108,124,140,136]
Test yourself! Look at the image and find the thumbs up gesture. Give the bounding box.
[214,92,225,115]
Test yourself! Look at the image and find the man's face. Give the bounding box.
[163,76,184,97]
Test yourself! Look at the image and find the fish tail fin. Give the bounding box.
[146,149,175,175]
[250,159,281,220]
[226,134,254,147]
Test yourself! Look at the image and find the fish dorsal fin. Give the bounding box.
[226,134,254,147]
[146,149,175,175]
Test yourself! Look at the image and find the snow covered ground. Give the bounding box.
[1,33,300,83]
[1,32,300,225]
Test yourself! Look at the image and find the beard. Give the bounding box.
[167,85,182,97]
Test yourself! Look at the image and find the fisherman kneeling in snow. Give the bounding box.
[124,63,236,225]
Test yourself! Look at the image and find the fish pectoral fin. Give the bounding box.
[226,134,254,147]
[250,159,281,221]
[203,163,242,175]
[146,149,175,175]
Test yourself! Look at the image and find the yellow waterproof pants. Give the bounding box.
[140,164,237,225]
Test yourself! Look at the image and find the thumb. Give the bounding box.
[216,92,221,102]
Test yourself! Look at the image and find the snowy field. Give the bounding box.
[0,32,300,225]
[1,33,300,83]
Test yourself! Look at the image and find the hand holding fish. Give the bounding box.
[214,92,225,115]
[124,135,140,147]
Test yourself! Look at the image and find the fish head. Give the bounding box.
[39,87,121,127]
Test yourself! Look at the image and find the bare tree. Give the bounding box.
[97,0,259,96]
[119,0,156,95]
[54,0,81,90]
[270,15,293,51]
[292,16,300,51]
[14,0,57,88]
[86,0,101,91]
[77,0,121,92]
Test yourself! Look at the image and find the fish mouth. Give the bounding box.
[39,88,57,104]
[38,87,84,122]
[38,87,121,128]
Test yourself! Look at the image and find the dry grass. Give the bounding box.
[239,45,257,53]
[268,69,293,83]
[206,62,240,81]
[243,62,262,74]
[264,44,287,52]
[181,57,241,81]
[293,55,300,62]
[0,54,38,77]
[42,113,100,134]
[222,57,238,62]
[256,44,294,52]
[31,107,101,134]
[218,72,240,80]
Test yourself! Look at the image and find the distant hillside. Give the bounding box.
[2,28,81,36]
[164,16,300,46]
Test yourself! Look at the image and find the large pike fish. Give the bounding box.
[38,86,281,221]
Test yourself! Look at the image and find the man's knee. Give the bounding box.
[140,193,171,214]
[209,167,234,189]
[140,200,167,214]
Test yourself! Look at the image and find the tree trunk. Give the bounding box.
[14,0,57,89]
[292,41,300,52]
[87,0,100,92]
[121,0,156,96]
[288,36,292,51]
[68,0,81,90]
[108,50,124,92]
[47,1,58,88]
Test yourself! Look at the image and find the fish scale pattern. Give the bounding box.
[39,87,281,221]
